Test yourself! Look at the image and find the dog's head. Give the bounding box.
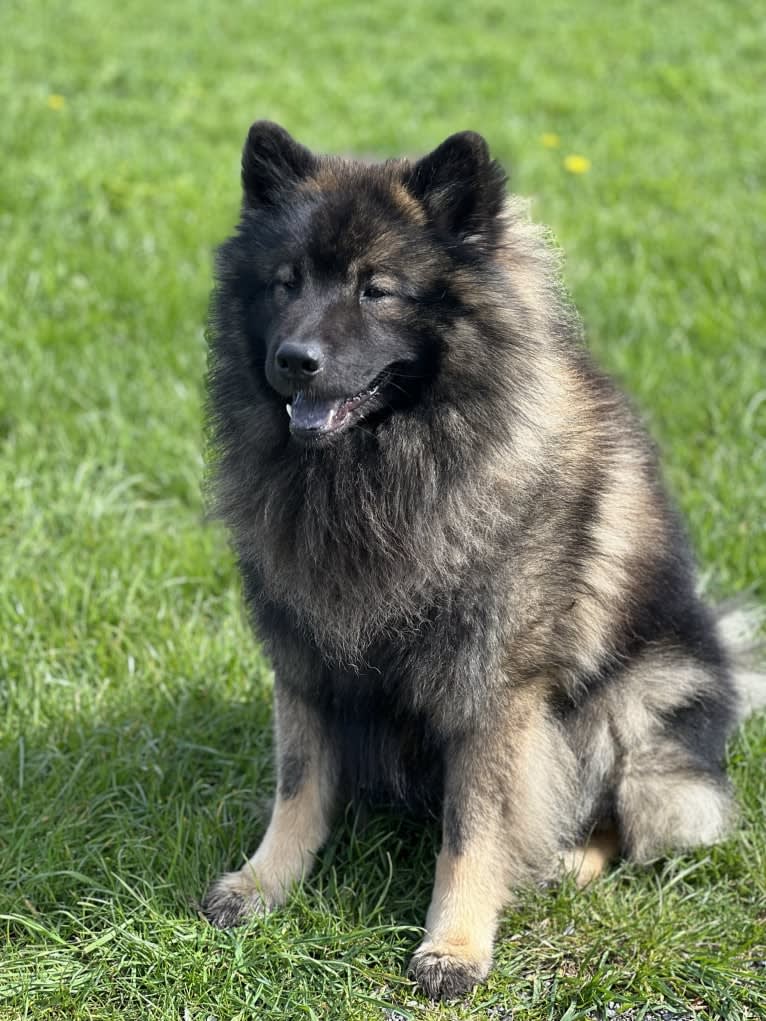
[213,121,509,445]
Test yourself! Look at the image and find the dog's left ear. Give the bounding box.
[241,121,316,209]
[405,131,507,250]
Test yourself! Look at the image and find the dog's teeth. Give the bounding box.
[286,403,292,418]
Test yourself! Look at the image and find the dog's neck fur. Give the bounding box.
[209,199,592,665]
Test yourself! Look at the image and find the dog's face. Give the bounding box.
[224,122,507,443]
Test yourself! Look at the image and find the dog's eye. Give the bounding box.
[361,283,395,302]
[272,265,298,298]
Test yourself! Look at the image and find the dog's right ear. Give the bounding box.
[241,121,316,209]
[404,131,507,252]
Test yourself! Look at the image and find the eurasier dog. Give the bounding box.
[201,122,764,1000]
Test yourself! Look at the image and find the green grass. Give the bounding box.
[1,0,765,1018]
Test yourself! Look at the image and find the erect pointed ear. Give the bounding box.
[404,131,507,249]
[241,121,316,209]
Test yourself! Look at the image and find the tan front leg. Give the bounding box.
[410,825,506,999]
[202,682,337,927]
[410,694,577,1000]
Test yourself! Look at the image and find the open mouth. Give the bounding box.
[286,370,389,439]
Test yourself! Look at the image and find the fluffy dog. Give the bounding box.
[201,122,765,1000]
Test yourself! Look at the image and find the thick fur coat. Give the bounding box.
[201,122,765,1000]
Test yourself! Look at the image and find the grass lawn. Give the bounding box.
[1,0,765,1018]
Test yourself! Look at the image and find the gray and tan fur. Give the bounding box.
[201,122,766,1001]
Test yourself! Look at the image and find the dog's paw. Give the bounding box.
[200,870,271,929]
[408,944,490,1001]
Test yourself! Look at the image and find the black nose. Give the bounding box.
[274,340,323,383]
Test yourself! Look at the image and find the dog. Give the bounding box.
[201,121,765,1001]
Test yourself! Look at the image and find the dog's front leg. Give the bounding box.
[202,680,338,927]
[410,694,574,1000]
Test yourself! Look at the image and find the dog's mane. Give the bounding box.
[207,193,602,664]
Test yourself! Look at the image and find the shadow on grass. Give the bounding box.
[3,677,766,1018]
[2,673,438,939]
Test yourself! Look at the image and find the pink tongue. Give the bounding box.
[291,393,344,434]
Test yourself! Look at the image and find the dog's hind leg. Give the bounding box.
[201,680,338,927]
[558,826,620,886]
[609,648,737,864]
[409,689,578,1001]
[617,761,734,864]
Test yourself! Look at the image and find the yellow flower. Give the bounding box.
[540,132,560,149]
[47,94,66,111]
[564,154,591,174]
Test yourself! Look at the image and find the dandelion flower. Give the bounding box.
[564,154,591,174]
[47,94,66,111]
[540,132,560,149]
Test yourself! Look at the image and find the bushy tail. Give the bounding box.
[716,601,766,722]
